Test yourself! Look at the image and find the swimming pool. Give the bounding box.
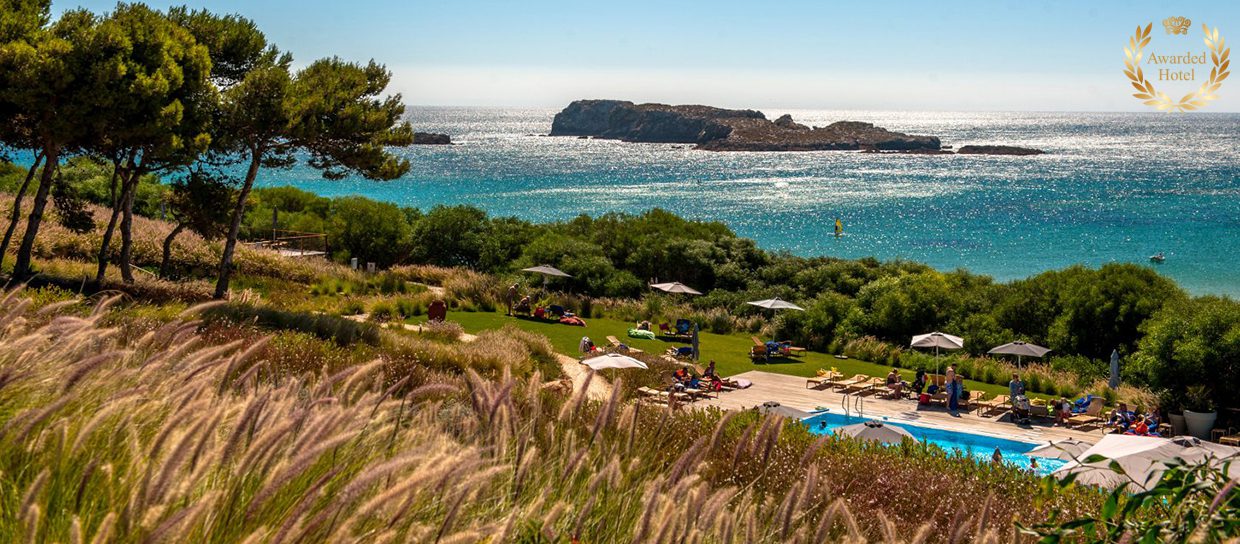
[801,411,1066,475]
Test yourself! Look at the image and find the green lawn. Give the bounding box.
[435,310,1035,400]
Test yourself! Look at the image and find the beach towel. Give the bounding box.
[627,328,656,340]
[559,316,586,327]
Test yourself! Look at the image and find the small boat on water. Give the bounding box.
[1149,252,1166,263]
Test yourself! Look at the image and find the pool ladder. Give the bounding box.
[841,392,864,418]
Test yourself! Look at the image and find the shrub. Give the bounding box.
[369,302,395,322]
[203,303,382,346]
[420,319,464,342]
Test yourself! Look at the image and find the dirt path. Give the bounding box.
[403,324,612,401]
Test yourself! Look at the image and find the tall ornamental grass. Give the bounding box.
[0,287,1104,543]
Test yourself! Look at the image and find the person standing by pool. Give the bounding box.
[946,365,959,415]
[1009,374,1025,400]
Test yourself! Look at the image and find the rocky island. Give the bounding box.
[550,99,1043,155]
[412,132,453,145]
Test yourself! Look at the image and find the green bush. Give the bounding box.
[369,302,395,322]
[203,304,382,347]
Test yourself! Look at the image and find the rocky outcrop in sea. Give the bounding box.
[412,132,453,145]
[550,100,1044,155]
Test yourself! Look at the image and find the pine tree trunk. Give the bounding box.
[159,222,186,278]
[213,153,262,299]
[12,145,59,279]
[117,169,140,284]
[93,165,124,284]
[0,152,44,272]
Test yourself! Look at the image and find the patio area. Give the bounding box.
[696,370,1102,444]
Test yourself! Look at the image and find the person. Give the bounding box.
[686,374,702,390]
[673,367,689,384]
[703,360,717,379]
[579,336,595,354]
[885,368,905,398]
[1054,397,1072,426]
[506,283,519,315]
[1145,407,1162,435]
[991,447,1003,464]
[946,365,959,414]
[1126,415,1150,436]
[911,369,926,394]
[1008,374,1025,399]
[1109,402,1135,432]
[636,320,651,331]
[1030,457,1039,472]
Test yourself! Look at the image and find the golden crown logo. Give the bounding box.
[1163,16,1191,35]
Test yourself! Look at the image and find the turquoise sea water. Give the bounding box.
[801,411,1066,475]
[258,107,1240,295]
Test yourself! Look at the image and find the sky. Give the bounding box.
[60,0,1240,111]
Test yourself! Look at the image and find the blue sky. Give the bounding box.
[61,0,1240,111]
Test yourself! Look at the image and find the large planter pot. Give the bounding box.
[1184,409,1217,440]
[1169,413,1187,436]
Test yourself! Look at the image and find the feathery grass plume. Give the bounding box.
[11,396,70,443]
[148,419,209,506]
[219,392,271,464]
[23,504,39,544]
[270,465,345,544]
[35,298,83,316]
[89,294,125,317]
[19,468,49,522]
[89,513,118,544]
[974,492,995,538]
[218,336,272,392]
[61,350,123,393]
[73,459,98,511]
[558,369,593,421]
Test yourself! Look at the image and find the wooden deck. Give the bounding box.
[695,371,1102,444]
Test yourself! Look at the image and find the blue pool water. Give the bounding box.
[802,411,1065,475]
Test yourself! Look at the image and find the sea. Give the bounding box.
[256,107,1240,296]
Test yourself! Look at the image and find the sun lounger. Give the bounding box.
[749,345,769,362]
[637,386,692,404]
[1029,403,1051,420]
[606,335,643,353]
[831,374,869,390]
[976,395,1010,417]
[1220,434,1240,446]
[1067,398,1106,428]
[683,387,716,400]
[840,377,883,395]
[750,336,765,347]
[964,392,988,411]
[806,371,843,389]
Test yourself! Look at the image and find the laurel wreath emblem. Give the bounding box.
[1124,23,1230,111]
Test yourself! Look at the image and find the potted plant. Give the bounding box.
[1183,385,1217,440]
[1160,390,1188,436]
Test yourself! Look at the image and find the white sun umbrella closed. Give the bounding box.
[1025,438,1094,461]
[1052,434,1238,491]
[988,341,1051,368]
[650,282,703,295]
[834,421,917,445]
[911,332,964,376]
[581,353,648,371]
